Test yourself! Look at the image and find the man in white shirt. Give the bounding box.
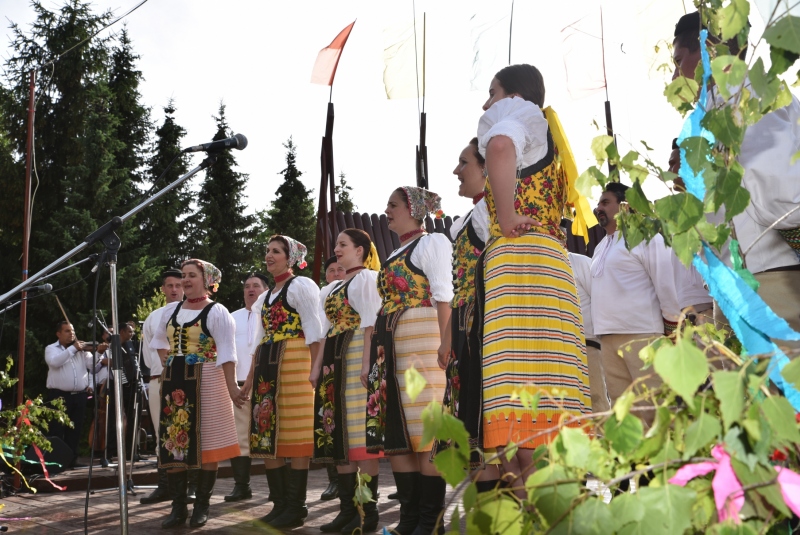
[673,12,800,347]
[138,269,183,504]
[590,183,681,425]
[45,320,94,468]
[225,272,269,502]
[567,249,610,413]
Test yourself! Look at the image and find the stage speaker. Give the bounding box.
[21,436,72,476]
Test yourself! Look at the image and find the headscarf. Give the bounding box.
[183,259,222,293]
[363,243,381,271]
[401,186,443,220]
[274,235,308,269]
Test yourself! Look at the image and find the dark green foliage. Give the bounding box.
[257,137,316,279]
[189,103,257,310]
[335,171,357,213]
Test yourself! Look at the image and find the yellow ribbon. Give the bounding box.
[543,106,598,243]
[363,243,381,271]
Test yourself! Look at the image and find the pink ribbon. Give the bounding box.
[669,444,800,524]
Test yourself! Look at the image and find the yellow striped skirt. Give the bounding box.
[273,338,314,457]
[393,307,447,452]
[344,330,382,461]
[482,234,591,449]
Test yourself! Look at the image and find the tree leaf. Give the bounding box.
[719,0,750,40]
[634,486,696,535]
[604,413,644,455]
[781,357,800,391]
[609,491,645,533]
[664,77,699,114]
[437,411,471,452]
[671,228,702,267]
[466,495,524,535]
[613,391,636,422]
[405,365,427,402]
[680,136,713,175]
[433,446,470,488]
[527,465,580,527]
[769,45,800,77]
[420,401,442,447]
[653,339,708,408]
[684,412,721,459]
[591,136,615,166]
[764,16,800,55]
[731,459,791,517]
[710,56,748,100]
[654,193,704,234]
[463,482,477,511]
[749,57,780,111]
[760,396,800,445]
[566,498,614,535]
[712,371,745,430]
[626,181,655,216]
[560,427,591,470]
[576,166,604,198]
[702,107,744,153]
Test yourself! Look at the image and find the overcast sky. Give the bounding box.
[1,0,781,223]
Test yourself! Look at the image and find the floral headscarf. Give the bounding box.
[183,259,222,293]
[273,236,308,269]
[401,186,443,220]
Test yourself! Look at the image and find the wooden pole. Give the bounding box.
[15,69,35,490]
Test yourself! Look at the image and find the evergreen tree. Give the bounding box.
[335,171,357,213]
[258,137,316,279]
[137,100,192,271]
[190,103,256,310]
[0,1,156,397]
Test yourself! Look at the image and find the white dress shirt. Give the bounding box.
[150,302,238,366]
[141,306,166,377]
[568,252,596,342]
[231,307,255,381]
[590,232,681,336]
[385,233,455,306]
[45,341,93,391]
[708,84,800,273]
[249,276,324,355]
[670,253,711,310]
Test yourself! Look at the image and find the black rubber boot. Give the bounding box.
[320,472,357,532]
[224,456,253,502]
[258,465,289,524]
[187,468,199,504]
[161,471,188,529]
[391,472,421,535]
[141,468,170,504]
[189,469,217,528]
[269,468,309,529]
[475,479,500,493]
[411,475,446,535]
[340,473,379,534]
[321,463,340,501]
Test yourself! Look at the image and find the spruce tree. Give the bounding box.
[335,171,357,213]
[190,103,256,310]
[258,137,317,279]
[137,100,192,271]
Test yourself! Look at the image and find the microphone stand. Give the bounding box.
[0,152,219,535]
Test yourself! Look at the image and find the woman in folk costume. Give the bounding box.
[365,186,453,535]
[310,229,384,534]
[433,138,501,490]
[242,235,324,529]
[151,259,242,529]
[478,64,595,497]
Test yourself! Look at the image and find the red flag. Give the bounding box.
[311,21,356,86]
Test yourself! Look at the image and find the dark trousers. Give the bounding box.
[106,382,140,458]
[48,389,88,463]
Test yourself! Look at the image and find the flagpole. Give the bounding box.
[600,5,616,175]
[508,0,515,64]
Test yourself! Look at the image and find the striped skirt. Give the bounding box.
[159,359,239,468]
[250,337,314,459]
[366,307,446,454]
[481,234,591,449]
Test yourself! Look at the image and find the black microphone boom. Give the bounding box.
[183,133,248,153]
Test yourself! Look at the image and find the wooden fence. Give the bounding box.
[320,211,606,264]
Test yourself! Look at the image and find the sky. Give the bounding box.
[0,0,783,223]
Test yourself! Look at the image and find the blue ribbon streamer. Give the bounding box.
[678,31,800,411]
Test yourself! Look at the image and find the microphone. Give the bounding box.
[183,133,248,153]
[26,283,53,294]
